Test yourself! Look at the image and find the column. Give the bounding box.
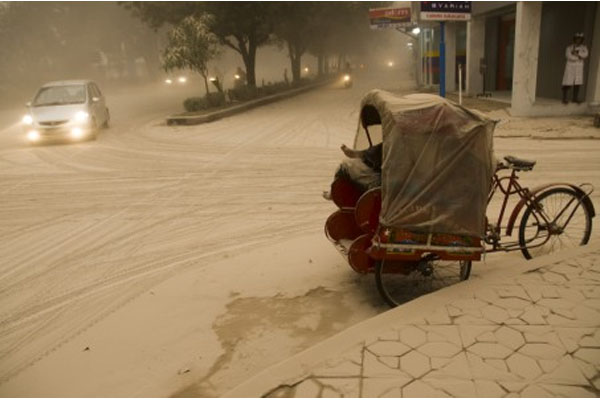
[586,4,600,105]
[445,22,457,92]
[510,1,542,116]
[466,16,485,95]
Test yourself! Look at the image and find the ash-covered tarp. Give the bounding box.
[360,90,496,237]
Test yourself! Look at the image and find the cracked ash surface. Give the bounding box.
[260,249,600,398]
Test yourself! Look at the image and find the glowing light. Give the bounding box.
[343,74,351,82]
[73,111,89,123]
[22,114,33,125]
[388,61,394,67]
[209,77,216,82]
[165,79,173,84]
[70,127,84,139]
[303,67,309,72]
[178,76,187,83]
[234,74,240,80]
[27,130,40,142]
[407,42,414,47]
[412,27,421,35]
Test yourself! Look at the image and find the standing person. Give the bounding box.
[562,32,589,104]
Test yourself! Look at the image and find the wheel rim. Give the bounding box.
[520,189,591,259]
[376,259,471,307]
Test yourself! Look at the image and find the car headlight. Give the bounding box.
[27,130,40,142]
[22,114,33,125]
[73,111,89,123]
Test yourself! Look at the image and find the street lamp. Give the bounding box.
[388,61,394,67]
[412,27,421,35]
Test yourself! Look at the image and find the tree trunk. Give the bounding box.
[246,40,257,87]
[317,53,324,76]
[288,42,302,84]
[201,73,210,95]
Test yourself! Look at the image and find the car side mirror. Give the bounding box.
[92,97,100,103]
[25,101,31,107]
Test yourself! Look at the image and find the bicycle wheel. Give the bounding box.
[519,187,592,260]
[375,258,472,308]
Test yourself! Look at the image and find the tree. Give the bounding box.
[272,3,316,84]
[162,15,220,95]
[122,2,274,88]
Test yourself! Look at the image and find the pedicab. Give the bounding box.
[324,90,595,307]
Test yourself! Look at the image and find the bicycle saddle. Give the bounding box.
[504,155,536,171]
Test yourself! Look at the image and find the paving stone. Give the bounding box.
[524,286,543,302]
[430,357,452,370]
[505,318,527,325]
[506,353,542,380]
[583,298,600,311]
[363,349,405,378]
[557,287,586,302]
[446,305,463,317]
[557,330,584,353]
[496,297,534,310]
[573,304,600,325]
[498,286,530,300]
[546,314,577,326]
[429,352,471,379]
[484,359,509,372]
[424,377,477,397]
[368,341,411,357]
[402,380,447,397]
[521,384,555,397]
[481,305,511,324]
[579,335,600,348]
[293,378,321,397]
[537,355,589,386]
[592,377,600,391]
[425,308,452,325]
[538,298,574,310]
[519,343,566,360]
[499,381,528,393]
[418,342,462,358]
[553,307,577,320]
[458,325,496,347]
[399,350,431,378]
[378,356,399,369]
[574,348,600,366]
[379,387,403,398]
[361,377,410,398]
[266,385,293,398]
[453,315,492,325]
[474,288,500,304]
[541,287,561,298]
[495,326,525,350]
[507,309,524,318]
[451,297,489,311]
[344,344,364,365]
[466,353,517,381]
[519,306,548,325]
[468,342,513,359]
[573,358,596,380]
[538,359,560,373]
[320,388,341,398]
[542,271,568,284]
[582,287,600,299]
[399,326,427,348]
[474,380,506,397]
[313,359,362,377]
[475,331,497,343]
[378,330,399,341]
[317,378,360,398]
[539,383,596,398]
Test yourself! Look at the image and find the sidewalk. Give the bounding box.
[225,243,600,397]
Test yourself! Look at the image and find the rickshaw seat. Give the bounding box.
[504,155,536,171]
[331,176,363,209]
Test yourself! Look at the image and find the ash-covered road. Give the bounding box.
[1,72,599,396]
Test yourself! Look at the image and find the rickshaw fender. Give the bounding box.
[505,183,595,236]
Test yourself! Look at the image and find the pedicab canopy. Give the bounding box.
[358,90,496,238]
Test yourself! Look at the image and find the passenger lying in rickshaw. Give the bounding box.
[323,142,382,200]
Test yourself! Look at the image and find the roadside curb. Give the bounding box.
[166,79,335,126]
[223,243,600,398]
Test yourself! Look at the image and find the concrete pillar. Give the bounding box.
[466,16,485,95]
[445,22,457,92]
[586,4,600,105]
[510,2,542,116]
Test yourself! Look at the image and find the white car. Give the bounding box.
[22,80,110,143]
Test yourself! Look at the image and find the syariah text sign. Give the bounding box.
[369,7,412,29]
[420,1,471,21]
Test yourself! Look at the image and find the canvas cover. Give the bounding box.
[359,90,496,237]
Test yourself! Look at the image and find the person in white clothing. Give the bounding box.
[562,32,589,104]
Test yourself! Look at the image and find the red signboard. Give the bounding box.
[369,7,412,29]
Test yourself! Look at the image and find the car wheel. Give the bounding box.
[102,108,110,129]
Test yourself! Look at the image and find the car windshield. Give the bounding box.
[33,85,86,107]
